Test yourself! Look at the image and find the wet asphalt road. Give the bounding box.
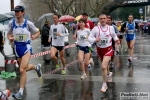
[0,32,150,100]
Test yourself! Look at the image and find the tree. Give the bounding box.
[20,0,76,22]
[110,6,145,21]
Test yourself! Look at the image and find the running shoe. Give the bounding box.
[108,72,113,82]
[35,64,42,77]
[56,64,60,70]
[12,92,23,100]
[61,69,66,75]
[90,58,94,66]
[80,74,87,80]
[100,85,108,92]
[88,64,92,68]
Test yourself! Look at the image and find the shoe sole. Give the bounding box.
[80,76,87,80]
[12,95,22,100]
[100,87,108,92]
[80,78,84,80]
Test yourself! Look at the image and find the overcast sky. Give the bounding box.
[0,0,20,14]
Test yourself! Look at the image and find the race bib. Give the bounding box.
[79,35,87,41]
[14,34,27,42]
[128,30,134,34]
[53,32,57,39]
[99,38,109,46]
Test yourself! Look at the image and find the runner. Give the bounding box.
[7,5,42,99]
[48,14,69,75]
[121,14,138,62]
[76,18,91,80]
[73,13,94,67]
[88,14,119,92]
[116,21,123,47]
[107,16,120,55]
[106,16,120,82]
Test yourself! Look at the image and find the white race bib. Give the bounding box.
[14,34,27,42]
[79,35,87,41]
[128,30,134,34]
[99,38,109,46]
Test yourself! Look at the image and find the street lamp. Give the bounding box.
[145,6,147,21]
[10,0,14,11]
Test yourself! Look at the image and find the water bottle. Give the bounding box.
[0,89,10,100]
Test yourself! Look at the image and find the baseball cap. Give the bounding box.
[14,5,25,11]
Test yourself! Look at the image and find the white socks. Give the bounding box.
[19,88,24,95]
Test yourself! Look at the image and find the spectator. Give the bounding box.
[41,20,51,49]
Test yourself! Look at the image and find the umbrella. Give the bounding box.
[35,13,54,29]
[133,19,140,23]
[147,19,150,22]
[59,15,75,22]
[75,15,92,21]
[0,14,13,23]
[91,18,99,22]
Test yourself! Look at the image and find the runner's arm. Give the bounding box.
[110,26,119,41]
[7,21,13,39]
[60,26,69,37]
[88,27,96,44]
[29,22,40,39]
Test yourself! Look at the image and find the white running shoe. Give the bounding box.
[80,74,87,80]
[100,85,108,92]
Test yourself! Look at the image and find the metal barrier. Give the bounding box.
[5,55,16,72]
[43,46,51,63]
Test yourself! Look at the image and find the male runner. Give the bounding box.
[88,14,119,92]
[7,5,42,99]
[48,14,69,75]
[121,14,138,62]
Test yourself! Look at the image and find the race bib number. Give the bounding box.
[128,30,134,34]
[99,38,109,46]
[15,34,27,42]
[79,35,87,41]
